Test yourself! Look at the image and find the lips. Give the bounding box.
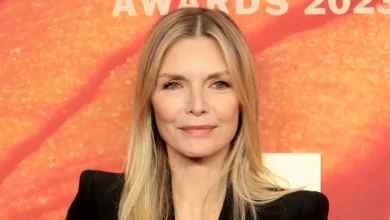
[179,125,216,129]
[178,125,216,136]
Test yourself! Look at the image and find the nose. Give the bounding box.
[185,87,209,116]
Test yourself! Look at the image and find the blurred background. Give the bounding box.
[0,0,389,219]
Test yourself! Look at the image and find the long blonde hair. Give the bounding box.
[119,7,295,220]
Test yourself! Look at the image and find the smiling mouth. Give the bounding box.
[178,125,216,136]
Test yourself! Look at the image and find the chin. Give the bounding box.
[184,150,214,159]
[181,146,228,160]
[170,139,230,160]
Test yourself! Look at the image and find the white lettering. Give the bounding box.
[207,0,229,13]
[236,0,259,14]
[112,0,137,16]
[266,0,288,15]
[142,0,171,15]
[329,0,350,14]
[377,0,390,14]
[353,0,374,14]
[178,0,200,8]
[304,0,325,15]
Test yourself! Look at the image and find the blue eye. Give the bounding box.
[163,82,180,89]
[162,81,229,90]
[213,81,229,89]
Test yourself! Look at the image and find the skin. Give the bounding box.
[152,36,240,220]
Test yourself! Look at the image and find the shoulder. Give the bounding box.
[258,190,329,220]
[66,170,125,220]
[83,169,124,201]
[280,190,329,209]
[81,169,124,189]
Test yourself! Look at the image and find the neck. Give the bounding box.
[167,147,229,218]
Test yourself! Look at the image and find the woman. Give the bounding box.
[66,7,329,220]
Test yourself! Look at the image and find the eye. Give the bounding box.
[163,81,181,90]
[212,81,230,89]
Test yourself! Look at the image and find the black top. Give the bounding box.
[66,170,329,220]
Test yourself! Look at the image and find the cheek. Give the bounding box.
[152,95,181,125]
[211,95,240,122]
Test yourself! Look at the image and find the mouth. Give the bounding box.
[178,125,217,136]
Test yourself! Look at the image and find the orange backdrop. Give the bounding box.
[0,0,389,220]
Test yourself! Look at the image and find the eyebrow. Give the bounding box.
[158,71,230,81]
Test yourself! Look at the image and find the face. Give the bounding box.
[151,37,240,160]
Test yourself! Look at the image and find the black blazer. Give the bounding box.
[66,170,329,220]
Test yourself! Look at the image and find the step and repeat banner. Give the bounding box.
[1,0,389,219]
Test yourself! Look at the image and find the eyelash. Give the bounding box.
[162,81,230,90]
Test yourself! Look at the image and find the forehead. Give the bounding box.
[159,37,228,75]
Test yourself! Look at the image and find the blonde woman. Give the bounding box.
[66,7,328,220]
